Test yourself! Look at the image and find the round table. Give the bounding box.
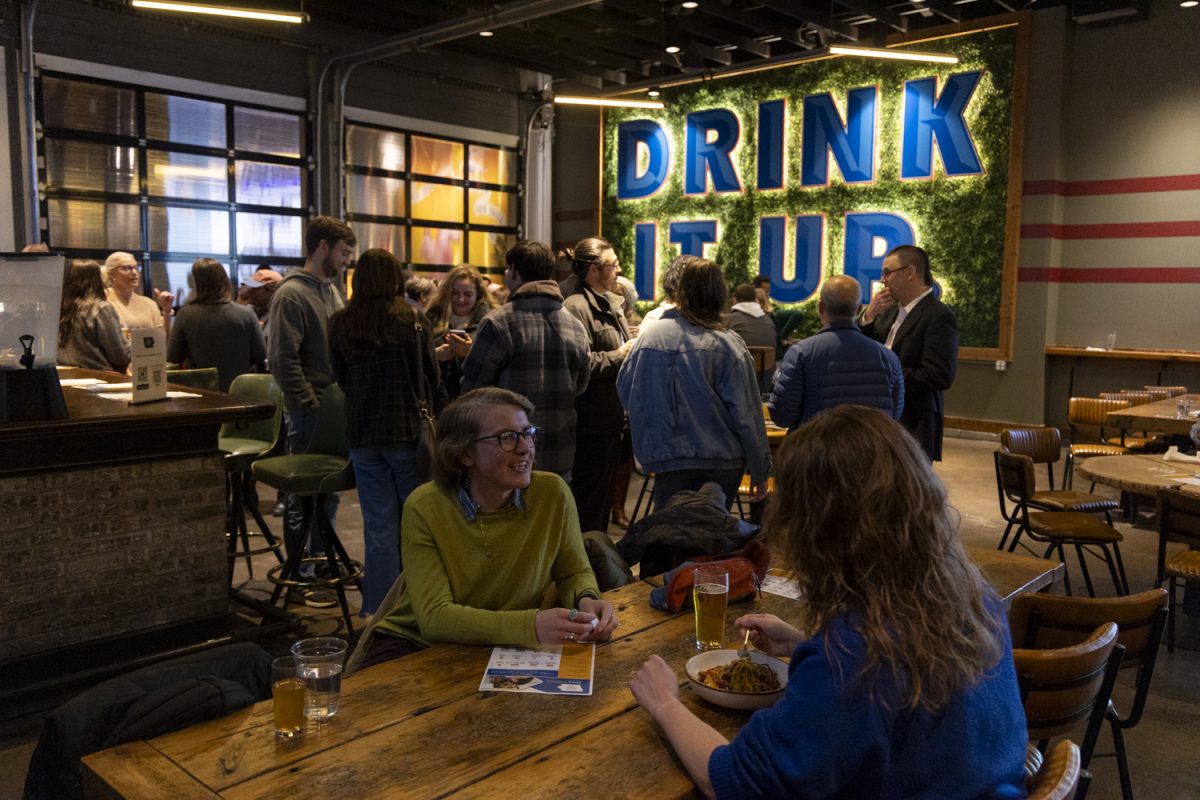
[1077,454,1200,495]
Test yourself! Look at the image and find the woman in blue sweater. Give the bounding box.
[631,406,1028,799]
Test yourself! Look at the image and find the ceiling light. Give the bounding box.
[554,95,665,109]
[130,0,307,23]
[479,30,494,37]
[681,1,699,7]
[647,88,661,97]
[665,45,681,54]
[829,45,958,64]
[1182,1,1199,7]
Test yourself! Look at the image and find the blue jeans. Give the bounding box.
[285,407,339,572]
[652,467,744,512]
[350,444,422,616]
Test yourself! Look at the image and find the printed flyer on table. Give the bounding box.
[480,643,595,695]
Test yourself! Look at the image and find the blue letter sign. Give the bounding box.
[901,71,984,179]
[758,216,823,304]
[685,109,742,194]
[843,212,916,303]
[669,220,718,257]
[633,223,657,299]
[757,100,785,190]
[801,87,877,186]
[617,120,670,199]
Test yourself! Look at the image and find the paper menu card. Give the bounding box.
[479,643,595,696]
[129,327,166,404]
[761,569,803,600]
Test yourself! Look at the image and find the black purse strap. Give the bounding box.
[412,318,435,425]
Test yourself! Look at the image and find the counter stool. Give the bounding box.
[219,373,285,583]
[251,384,363,634]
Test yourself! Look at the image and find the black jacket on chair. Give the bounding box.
[861,292,958,461]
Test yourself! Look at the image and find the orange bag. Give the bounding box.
[649,539,770,612]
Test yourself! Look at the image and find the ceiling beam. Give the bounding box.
[916,0,962,23]
[677,16,772,58]
[835,0,907,32]
[753,0,856,41]
[697,3,810,48]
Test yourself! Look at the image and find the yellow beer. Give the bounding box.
[693,565,729,650]
[272,678,306,738]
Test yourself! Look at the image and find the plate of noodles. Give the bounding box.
[686,649,788,710]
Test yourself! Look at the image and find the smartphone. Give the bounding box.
[448,329,468,337]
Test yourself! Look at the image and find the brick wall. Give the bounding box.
[0,454,229,661]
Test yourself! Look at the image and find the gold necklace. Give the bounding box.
[477,513,493,560]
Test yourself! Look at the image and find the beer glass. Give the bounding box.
[693,565,729,650]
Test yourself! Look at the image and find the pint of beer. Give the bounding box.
[693,565,729,650]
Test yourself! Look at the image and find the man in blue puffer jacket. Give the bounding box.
[768,275,904,430]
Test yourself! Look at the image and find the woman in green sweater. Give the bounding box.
[357,387,619,669]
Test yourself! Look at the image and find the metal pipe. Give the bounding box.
[21,0,40,246]
[523,100,553,241]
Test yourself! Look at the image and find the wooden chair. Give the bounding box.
[998,429,1118,549]
[1026,740,1089,800]
[747,345,776,395]
[1010,590,1168,800]
[1098,392,1159,450]
[1066,398,1131,489]
[994,451,1128,597]
[1154,488,1200,653]
[1013,621,1123,775]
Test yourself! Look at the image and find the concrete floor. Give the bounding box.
[2,434,1198,798]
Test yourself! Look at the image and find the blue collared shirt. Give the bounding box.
[455,483,528,522]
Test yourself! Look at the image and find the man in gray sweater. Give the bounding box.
[267,216,356,606]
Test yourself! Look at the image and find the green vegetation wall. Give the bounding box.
[601,26,1020,352]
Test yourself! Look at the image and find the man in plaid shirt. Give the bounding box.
[461,241,590,479]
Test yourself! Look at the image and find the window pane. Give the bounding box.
[411,181,463,223]
[42,77,136,136]
[234,107,303,158]
[147,151,228,201]
[47,199,141,250]
[468,188,515,227]
[353,222,406,260]
[150,260,204,307]
[236,160,303,208]
[237,213,303,258]
[45,139,139,194]
[346,174,405,217]
[469,145,517,185]
[469,231,515,269]
[149,206,230,253]
[145,93,226,148]
[412,226,462,265]
[346,125,405,172]
[411,136,463,179]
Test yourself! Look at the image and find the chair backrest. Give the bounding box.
[1027,739,1082,800]
[1156,488,1200,590]
[219,373,283,451]
[1100,390,1152,406]
[1142,386,1171,401]
[1009,589,1169,730]
[1067,397,1131,442]
[747,345,776,373]
[995,450,1036,504]
[1002,427,1064,490]
[1013,621,1122,745]
[166,367,219,391]
[1150,385,1188,397]
[305,383,348,458]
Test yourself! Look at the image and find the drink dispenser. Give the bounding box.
[0,252,68,422]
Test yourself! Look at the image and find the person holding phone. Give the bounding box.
[426,264,497,399]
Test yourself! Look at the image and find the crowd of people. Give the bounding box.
[46,217,1028,797]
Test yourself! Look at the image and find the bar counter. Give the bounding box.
[0,368,273,662]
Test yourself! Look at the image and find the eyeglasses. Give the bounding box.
[475,426,538,451]
[881,264,911,279]
[115,264,141,273]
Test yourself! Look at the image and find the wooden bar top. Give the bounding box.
[0,368,273,474]
[1045,345,1200,364]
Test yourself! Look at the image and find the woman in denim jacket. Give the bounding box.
[617,256,770,511]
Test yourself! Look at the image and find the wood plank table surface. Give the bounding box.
[82,552,1061,800]
[1106,394,1200,437]
[1077,453,1200,495]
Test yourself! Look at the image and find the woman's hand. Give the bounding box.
[577,597,619,641]
[153,288,175,315]
[735,613,807,658]
[434,342,454,362]
[535,607,598,645]
[446,331,472,358]
[630,655,681,720]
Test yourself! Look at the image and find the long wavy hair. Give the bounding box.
[673,256,727,330]
[330,248,415,356]
[765,406,1004,713]
[431,387,535,491]
[59,259,108,345]
[427,264,496,334]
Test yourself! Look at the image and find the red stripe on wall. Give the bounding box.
[1021,221,1200,239]
[1019,267,1200,283]
[1023,174,1200,196]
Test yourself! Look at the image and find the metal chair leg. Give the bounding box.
[1075,543,1097,597]
[1110,717,1133,800]
[1168,577,1177,654]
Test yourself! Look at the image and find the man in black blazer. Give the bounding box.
[859,245,958,460]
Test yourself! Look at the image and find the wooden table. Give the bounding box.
[82,551,1061,800]
[1106,394,1200,437]
[1077,453,1200,496]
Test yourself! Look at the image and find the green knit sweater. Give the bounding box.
[374,472,600,648]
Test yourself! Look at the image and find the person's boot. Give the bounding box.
[610,462,632,529]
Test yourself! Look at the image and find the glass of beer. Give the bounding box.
[693,565,729,650]
[271,656,305,739]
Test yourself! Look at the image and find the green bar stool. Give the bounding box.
[251,384,363,634]
[219,373,286,583]
[166,367,220,391]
